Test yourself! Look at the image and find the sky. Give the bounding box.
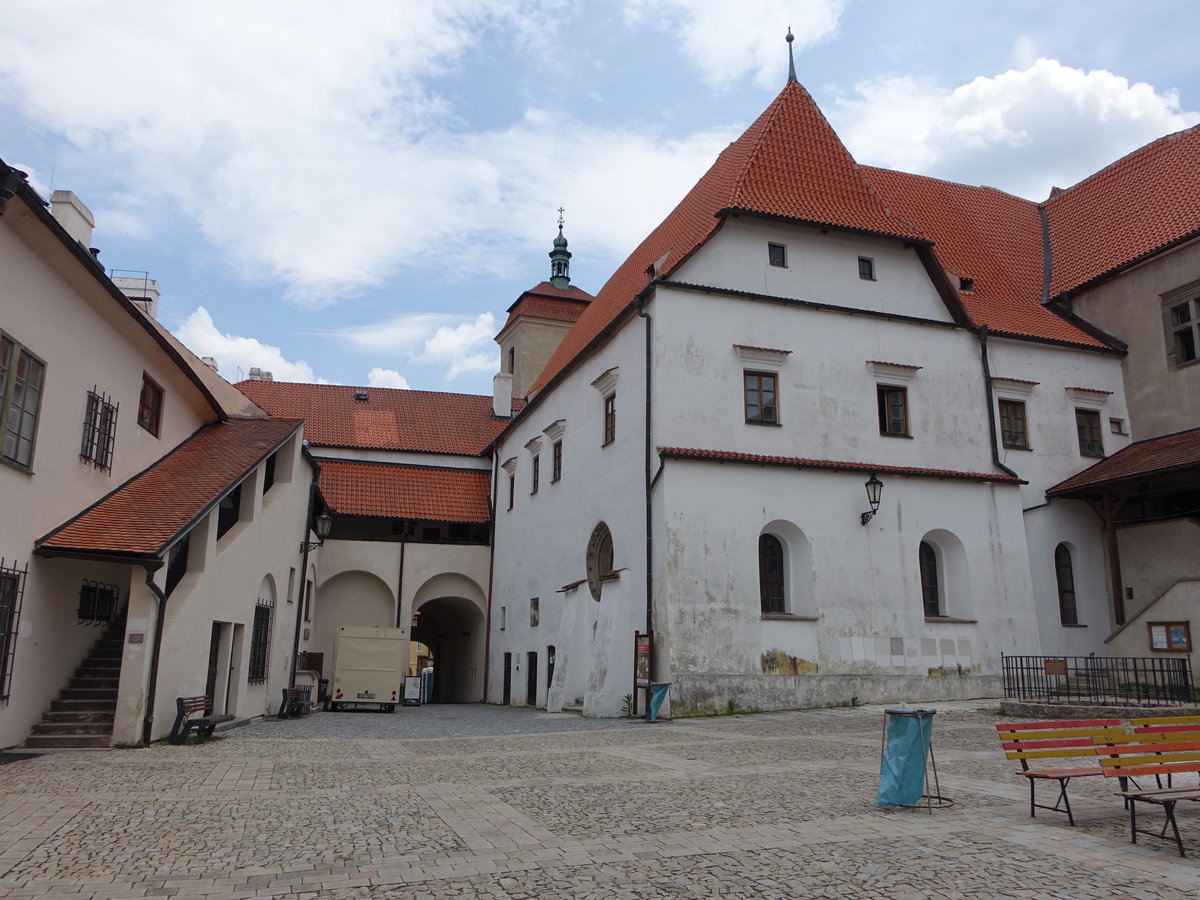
[2,1,1199,396]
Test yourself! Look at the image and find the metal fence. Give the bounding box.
[1002,654,1195,707]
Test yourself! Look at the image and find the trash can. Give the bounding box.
[318,678,329,703]
[877,704,950,810]
[648,682,671,722]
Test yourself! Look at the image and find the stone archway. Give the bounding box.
[411,573,487,703]
[312,570,395,665]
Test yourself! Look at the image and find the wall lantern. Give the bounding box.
[301,509,334,552]
[860,473,883,526]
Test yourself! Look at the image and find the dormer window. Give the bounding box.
[959,277,974,293]
[768,243,787,268]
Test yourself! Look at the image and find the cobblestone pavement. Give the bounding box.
[4,701,1200,898]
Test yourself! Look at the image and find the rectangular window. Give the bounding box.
[137,372,164,437]
[531,455,539,494]
[248,600,272,683]
[304,580,313,623]
[858,256,875,280]
[262,453,276,494]
[164,534,190,597]
[744,371,778,424]
[80,388,119,471]
[998,399,1028,449]
[603,394,616,444]
[217,484,242,539]
[877,385,908,436]
[1,334,46,468]
[1075,408,1104,457]
[0,559,28,700]
[507,473,515,510]
[500,606,506,631]
[768,242,787,267]
[1169,299,1199,365]
[552,440,562,482]
[530,597,539,627]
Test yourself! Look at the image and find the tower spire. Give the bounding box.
[549,207,572,290]
[786,27,796,83]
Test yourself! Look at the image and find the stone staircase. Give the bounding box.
[24,616,125,749]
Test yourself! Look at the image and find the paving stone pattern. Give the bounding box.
[3,701,1200,898]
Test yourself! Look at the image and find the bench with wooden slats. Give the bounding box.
[1131,714,1200,738]
[1098,737,1200,856]
[997,719,1125,825]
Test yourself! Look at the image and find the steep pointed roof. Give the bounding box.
[497,280,593,336]
[527,80,922,397]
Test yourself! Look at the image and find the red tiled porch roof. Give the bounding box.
[36,417,303,560]
[1047,428,1200,497]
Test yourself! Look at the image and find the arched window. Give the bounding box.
[1054,543,1078,625]
[586,523,614,601]
[919,541,940,617]
[759,534,785,613]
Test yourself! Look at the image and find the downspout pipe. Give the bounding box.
[142,567,167,746]
[289,460,322,691]
[637,301,654,669]
[977,325,1021,480]
[482,448,499,701]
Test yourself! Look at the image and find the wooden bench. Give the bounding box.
[168,696,235,745]
[997,719,1125,825]
[1131,714,1200,738]
[1099,737,1200,856]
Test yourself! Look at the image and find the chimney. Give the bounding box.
[493,372,513,418]
[50,190,95,249]
[111,275,162,319]
[248,367,274,381]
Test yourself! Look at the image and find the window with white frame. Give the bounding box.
[0,333,46,469]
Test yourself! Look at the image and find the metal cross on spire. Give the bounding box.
[786,27,797,83]
[557,207,565,228]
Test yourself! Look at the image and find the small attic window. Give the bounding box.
[959,277,975,293]
[858,257,875,281]
[354,390,369,402]
[768,243,787,268]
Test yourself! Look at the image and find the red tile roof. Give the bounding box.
[1047,428,1200,497]
[658,447,1021,484]
[37,417,303,558]
[498,281,593,333]
[1045,125,1200,298]
[864,168,1105,348]
[527,81,922,397]
[236,381,508,455]
[319,460,491,522]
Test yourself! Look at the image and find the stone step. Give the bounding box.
[24,734,110,749]
[69,676,120,690]
[29,721,113,736]
[51,697,117,713]
[41,710,115,724]
[60,687,118,702]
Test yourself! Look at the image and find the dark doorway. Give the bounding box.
[546,645,555,690]
[502,653,512,705]
[204,623,220,715]
[409,596,486,703]
[526,651,538,706]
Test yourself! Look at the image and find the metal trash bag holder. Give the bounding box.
[877,705,952,812]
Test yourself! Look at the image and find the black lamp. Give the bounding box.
[301,509,333,551]
[860,474,883,526]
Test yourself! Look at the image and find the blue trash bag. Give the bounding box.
[877,711,934,806]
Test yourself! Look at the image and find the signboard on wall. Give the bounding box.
[1149,622,1192,652]
[634,632,652,686]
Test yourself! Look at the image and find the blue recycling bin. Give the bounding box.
[648,682,671,722]
[877,705,946,808]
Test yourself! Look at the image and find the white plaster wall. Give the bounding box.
[0,204,221,749]
[650,284,993,474]
[312,448,491,470]
[1117,520,1200,616]
[1106,578,1200,673]
[671,217,954,322]
[656,462,1037,712]
[489,318,646,716]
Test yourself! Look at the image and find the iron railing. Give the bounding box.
[1002,654,1195,707]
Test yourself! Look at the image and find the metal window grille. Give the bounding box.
[77,580,119,625]
[0,559,29,701]
[80,388,118,471]
[248,600,272,684]
[1002,654,1194,707]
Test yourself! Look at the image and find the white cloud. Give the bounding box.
[622,0,848,89]
[367,368,410,389]
[173,307,327,383]
[332,311,498,383]
[832,58,1200,200]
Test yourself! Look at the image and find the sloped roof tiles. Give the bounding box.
[319,460,491,522]
[1047,428,1200,496]
[236,381,509,455]
[37,417,303,558]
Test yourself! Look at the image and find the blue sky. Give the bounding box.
[2,1,1198,395]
